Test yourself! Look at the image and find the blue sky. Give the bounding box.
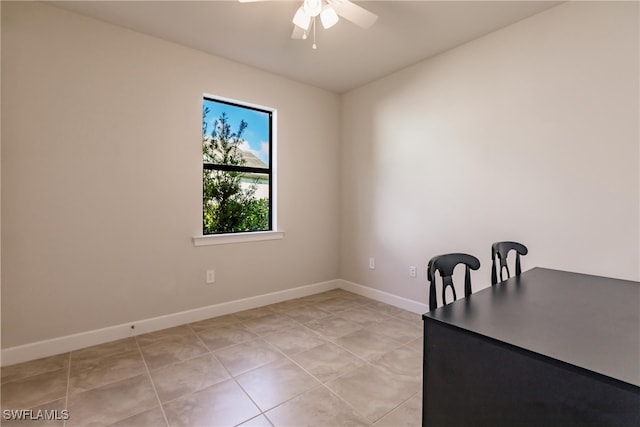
[203,98,270,164]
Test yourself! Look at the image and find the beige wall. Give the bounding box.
[340,1,640,303]
[1,2,341,348]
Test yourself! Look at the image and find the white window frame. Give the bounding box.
[193,94,281,246]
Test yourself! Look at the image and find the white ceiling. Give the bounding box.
[51,1,562,93]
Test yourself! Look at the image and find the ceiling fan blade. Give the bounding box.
[328,0,378,28]
[291,25,306,39]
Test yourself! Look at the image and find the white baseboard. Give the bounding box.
[339,279,428,315]
[1,279,340,367]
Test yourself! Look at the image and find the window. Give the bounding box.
[202,96,273,236]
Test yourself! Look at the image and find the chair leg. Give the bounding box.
[500,265,511,282]
[491,258,497,285]
[464,267,472,298]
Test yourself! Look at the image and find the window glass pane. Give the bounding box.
[203,170,270,234]
[203,99,270,167]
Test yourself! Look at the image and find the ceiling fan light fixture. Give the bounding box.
[320,5,339,29]
[292,6,311,31]
[303,0,322,17]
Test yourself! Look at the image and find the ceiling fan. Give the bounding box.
[239,0,378,49]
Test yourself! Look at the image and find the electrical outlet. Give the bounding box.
[369,257,375,270]
[206,269,215,284]
[409,266,417,278]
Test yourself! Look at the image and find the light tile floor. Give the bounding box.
[1,289,423,426]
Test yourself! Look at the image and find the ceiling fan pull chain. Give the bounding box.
[312,16,317,49]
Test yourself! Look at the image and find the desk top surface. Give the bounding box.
[424,267,640,387]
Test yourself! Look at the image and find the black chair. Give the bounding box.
[427,253,481,311]
[491,241,528,285]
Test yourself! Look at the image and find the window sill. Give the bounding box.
[193,231,284,246]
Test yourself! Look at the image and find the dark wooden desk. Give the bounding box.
[422,267,640,426]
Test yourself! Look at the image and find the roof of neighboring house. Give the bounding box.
[203,137,268,168]
[241,149,268,169]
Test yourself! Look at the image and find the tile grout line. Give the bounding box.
[280,302,422,425]
[319,382,376,426]
[134,338,171,427]
[223,371,271,426]
[235,341,333,425]
[196,311,339,425]
[251,322,375,425]
[53,348,151,407]
[266,324,375,426]
[0,362,67,386]
[188,322,271,426]
[63,352,72,427]
[201,341,266,425]
[375,389,422,425]
[274,338,377,424]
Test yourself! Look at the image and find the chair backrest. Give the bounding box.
[491,241,528,285]
[427,253,481,311]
